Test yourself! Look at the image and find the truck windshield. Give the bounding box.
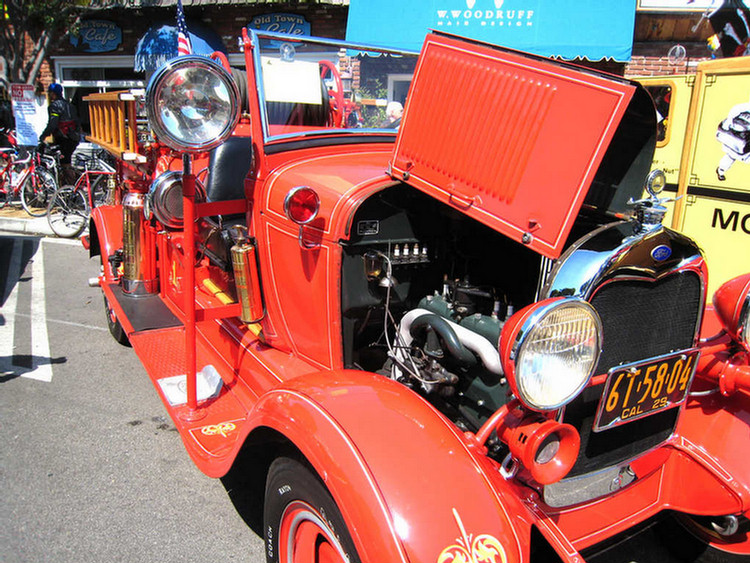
[249,30,419,143]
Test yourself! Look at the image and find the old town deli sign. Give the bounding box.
[70,20,122,53]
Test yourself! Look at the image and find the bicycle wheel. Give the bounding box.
[46,185,88,238]
[21,168,57,216]
[89,173,111,208]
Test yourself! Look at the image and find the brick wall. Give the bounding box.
[626,41,712,77]
[627,11,715,78]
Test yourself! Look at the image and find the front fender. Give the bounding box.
[249,369,530,563]
[89,204,122,280]
[670,392,750,513]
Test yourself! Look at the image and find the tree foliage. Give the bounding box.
[0,0,95,85]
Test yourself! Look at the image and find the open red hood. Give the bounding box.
[391,32,637,259]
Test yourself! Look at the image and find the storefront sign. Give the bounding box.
[249,13,311,43]
[70,20,122,53]
[347,0,636,61]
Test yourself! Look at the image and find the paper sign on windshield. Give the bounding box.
[262,57,322,105]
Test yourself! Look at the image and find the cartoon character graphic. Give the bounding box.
[716,97,750,180]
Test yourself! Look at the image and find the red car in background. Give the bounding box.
[83,28,750,563]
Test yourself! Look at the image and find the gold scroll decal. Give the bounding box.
[437,508,507,563]
[200,422,237,438]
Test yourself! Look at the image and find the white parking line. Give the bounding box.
[0,239,56,381]
[26,242,52,382]
[8,311,107,332]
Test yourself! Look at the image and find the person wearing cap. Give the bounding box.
[39,83,81,185]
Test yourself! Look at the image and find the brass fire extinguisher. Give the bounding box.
[230,226,264,324]
[122,192,158,295]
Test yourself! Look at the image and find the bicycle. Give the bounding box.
[0,146,59,217]
[46,151,115,238]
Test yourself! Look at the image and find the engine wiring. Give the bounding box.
[377,252,437,386]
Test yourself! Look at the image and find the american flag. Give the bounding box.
[176,0,192,56]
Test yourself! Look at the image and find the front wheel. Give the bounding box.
[104,294,130,346]
[264,457,361,563]
[658,512,750,562]
[21,167,57,216]
[47,185,88,238]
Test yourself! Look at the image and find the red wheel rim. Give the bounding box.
[278,500,349,563]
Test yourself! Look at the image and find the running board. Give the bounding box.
[129,326,256,477]
[103,283,182,333]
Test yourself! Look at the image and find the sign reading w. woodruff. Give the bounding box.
[346,0,635,62]
[435,1,535,30]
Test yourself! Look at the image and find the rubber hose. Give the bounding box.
[410,313,477,366]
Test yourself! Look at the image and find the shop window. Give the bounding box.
[63,67,105,81]
[388,74,412,106]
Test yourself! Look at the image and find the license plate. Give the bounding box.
[593,349,700,432]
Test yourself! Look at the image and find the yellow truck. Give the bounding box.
[636,56,750,301]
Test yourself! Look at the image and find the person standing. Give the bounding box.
[39,83,80,185]
[379,101,403,129]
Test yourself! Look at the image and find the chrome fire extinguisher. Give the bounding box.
[122,192,158,295]
[230,225,265,324]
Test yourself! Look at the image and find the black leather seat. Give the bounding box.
[205,135,253,203]
[199,135,253,270]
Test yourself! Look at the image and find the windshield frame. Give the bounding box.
[246,29,419,147]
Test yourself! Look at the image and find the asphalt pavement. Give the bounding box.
[0,233,266,562]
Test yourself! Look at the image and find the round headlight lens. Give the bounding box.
[511,299,602,410]
[146,56,240,153]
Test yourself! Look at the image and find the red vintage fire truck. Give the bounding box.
[82,28,750,562]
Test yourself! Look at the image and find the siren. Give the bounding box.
[496,409,580,485]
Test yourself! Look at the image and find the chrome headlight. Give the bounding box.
[146,55,240,153]
[714,274,750,351]
[145,171,206,229]
[500,298,602,411]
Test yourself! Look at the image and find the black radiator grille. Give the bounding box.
[563,272,702,477]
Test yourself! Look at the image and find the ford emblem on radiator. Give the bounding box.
[651,245,672,261]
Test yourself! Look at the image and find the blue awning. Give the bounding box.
[346,0,636,62]
[135,21,226,72]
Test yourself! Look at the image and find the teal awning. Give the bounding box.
[346,0,636,61]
